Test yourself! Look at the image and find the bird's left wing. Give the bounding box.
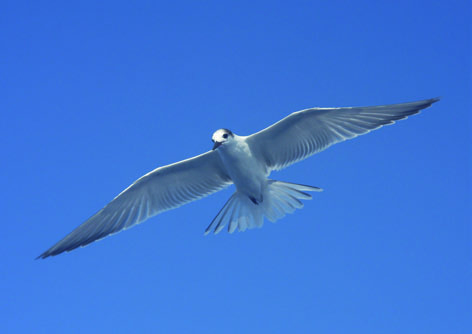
[246,98,439,171]
[38,150,231,258]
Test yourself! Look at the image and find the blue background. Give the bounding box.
[1,1,470,333]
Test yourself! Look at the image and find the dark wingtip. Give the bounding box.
[35,251,51,260]
[36,245,68,260]
[418,97,441,111]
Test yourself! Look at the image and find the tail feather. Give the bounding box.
[227,201,240,233]
[205,180,323,235]
[205,194,236,235]
[239,213,249,232]
[275,191,303,210]
[268,197,284,221]
[277,184,313,200]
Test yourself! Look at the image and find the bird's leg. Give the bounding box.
[249,195,263,205]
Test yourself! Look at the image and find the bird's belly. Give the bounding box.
[218,142,268,200]
[229,158,266,196]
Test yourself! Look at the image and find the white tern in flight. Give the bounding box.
[38,98,439,258]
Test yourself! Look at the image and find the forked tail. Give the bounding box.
[204,180,322,235]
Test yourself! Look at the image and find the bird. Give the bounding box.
[37,97,440,259]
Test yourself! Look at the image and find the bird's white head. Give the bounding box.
[212,128,234,150]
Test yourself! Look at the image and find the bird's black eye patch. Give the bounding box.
[223,134,228,139]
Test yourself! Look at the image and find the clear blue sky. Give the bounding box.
[1,1,470,333]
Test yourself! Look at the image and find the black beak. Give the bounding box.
[212,141,222,150]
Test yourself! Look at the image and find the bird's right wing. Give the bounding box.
[247,98,439,171]
[38,150,232,258]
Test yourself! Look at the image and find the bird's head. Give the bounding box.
[211,128,234,150]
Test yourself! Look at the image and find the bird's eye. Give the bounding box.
[223,134,228,139]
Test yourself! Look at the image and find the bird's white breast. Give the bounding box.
[217,135,268,200]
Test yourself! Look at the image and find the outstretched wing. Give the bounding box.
[38,150,231,258]
[247,98,439,171]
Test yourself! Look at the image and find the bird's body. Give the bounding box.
[38,98,440,259]
[217,134,267,203]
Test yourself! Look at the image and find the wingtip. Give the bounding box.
[36,249,55,260]
[36,245,67,260]
[35,253,47,260]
